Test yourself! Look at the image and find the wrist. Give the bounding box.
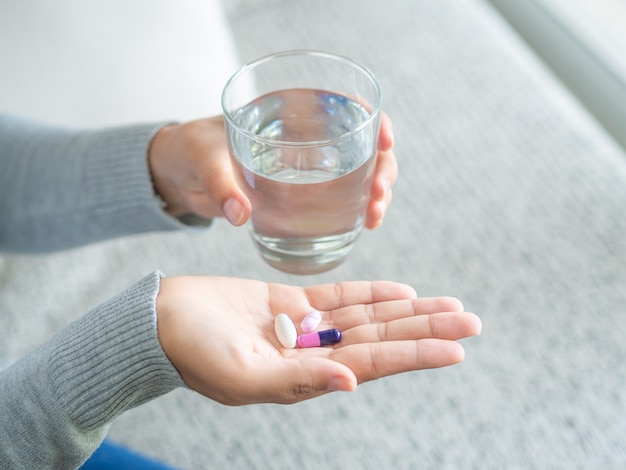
[48,271,185,431]
[148,124,187,216]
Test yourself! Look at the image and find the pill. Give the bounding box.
[274,313,297,349]
[296,329,342,348]
[300,309,322,333]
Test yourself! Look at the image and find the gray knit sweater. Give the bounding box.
[0,114,189,468]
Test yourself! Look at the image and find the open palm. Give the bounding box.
[156,276,481,406]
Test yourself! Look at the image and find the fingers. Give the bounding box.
[366,115,397,229]
[369,149,397,203]
[340,311,482,344]
[208,335,469,405]
[326,296,466,331]
[378,112,394,151]
[364,198,391,230]
[304,280,417,311]
[331,339,466,384]
[365,155,394,229]
[326,298,480,385]
[266,281,418,333]
[232,335,470,405]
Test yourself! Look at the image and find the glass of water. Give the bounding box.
[221,50,382,275]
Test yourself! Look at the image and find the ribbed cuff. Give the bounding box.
[48,271,185,431]
[80,122,187,233]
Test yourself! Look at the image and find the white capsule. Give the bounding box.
[274,313,297,349]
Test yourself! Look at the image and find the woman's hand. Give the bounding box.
[156,276,481,405]
[148,113,397,228]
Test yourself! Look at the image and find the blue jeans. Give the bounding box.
[80,439,179,469]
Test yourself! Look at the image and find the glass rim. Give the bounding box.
[221,49,382,148]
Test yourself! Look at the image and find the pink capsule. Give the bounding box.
[300,309,322,333]
[296,329,342,348]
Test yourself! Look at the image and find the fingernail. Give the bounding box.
[223,198,245,226]
[300,310,322,333]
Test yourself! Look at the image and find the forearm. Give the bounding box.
[0,271,185,468]
[0,114,186,253]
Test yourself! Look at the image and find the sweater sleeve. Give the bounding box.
[0,270,186,468]
[0,113,208,253]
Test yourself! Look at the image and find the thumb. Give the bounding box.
[185,116,251,226]
[299,357,357,394]
[214,185,251,227]
[257,357,358,404]
[198,159,251,226]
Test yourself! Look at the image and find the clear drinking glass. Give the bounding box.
[222,50,382,274]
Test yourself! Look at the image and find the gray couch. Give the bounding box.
[2,0,625,468]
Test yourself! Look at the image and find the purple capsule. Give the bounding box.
[296,329,342,348]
